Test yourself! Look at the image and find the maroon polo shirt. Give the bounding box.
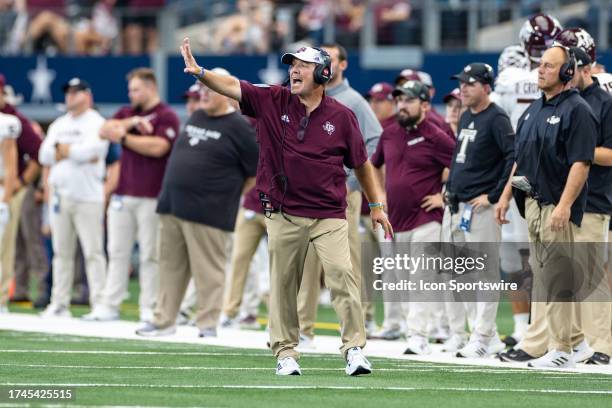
[239,81,367,219]
[371,118,455,232]
[1,104,41,176]
[113,102,180,198]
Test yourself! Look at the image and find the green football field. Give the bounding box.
[0,329,610,408]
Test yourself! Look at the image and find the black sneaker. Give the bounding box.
[498,348,536,362]
[585,352,610,365]
[502,335,518,348]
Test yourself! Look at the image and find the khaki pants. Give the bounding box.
[297,190,363,338]
[222,208,267,318]
[395,221,442,338]
[103,195,158,313]
[441,203,500,342]
[14,186,48,298]
[153,214,229,330]
[49,195,106,309]
[266,213,365,360]
[0,187,27,306]
[521,198,576,354]
[572,213,611,355]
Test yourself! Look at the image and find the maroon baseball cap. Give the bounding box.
[394,68,421,85]
[183,82,201,99]
[367,82,394,101]
[443,88,461,103]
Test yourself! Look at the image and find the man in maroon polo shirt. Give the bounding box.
[181,39,392,376]
[84,67,180,323]
[0,74,42,312]
[372,80,455,354]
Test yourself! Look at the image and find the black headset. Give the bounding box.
[557,46,576,84]
[311,47,332,85]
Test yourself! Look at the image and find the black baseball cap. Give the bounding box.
[392,80,430,102]
[570,46,592,67]
[62,77,91,93]
[451,63,495,86]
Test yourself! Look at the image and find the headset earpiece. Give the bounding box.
[312,47,332,85]
[558,47,576,84]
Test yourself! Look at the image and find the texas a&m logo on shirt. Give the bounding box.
[322,121,335,135]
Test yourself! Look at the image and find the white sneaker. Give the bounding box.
[219,314,239,329]
[81,305,119,321]
[345,347,372,376]
[276,357,301,375]
[572,339,594,363]
[370,327,402,341]
[487,335,507,354]
[404,335,432,355]
[135,322,176,337]
[456,340,489,358]
[365,320,378,338]
[296,333,316,351]
[0,305,8,314]
[442,334,466,352]
[139,308,154,323]
[40,304,71,318]
[528,349,575,368]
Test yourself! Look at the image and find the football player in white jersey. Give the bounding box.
[0,112,20,314]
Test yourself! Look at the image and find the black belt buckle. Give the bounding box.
[259,192,277,215]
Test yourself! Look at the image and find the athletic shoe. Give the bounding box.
[296,333,316,351]
[345,347,372,376]
[81,305,119,321]
[429,325,450,344]
[198,327,217,338]
[219,314,239,329]
[572,339,594,363]
[498,348,536,362]
[528,349,575,368]
[487,335,507,354]
[176,310,191,326]
[40,304,71,318]
[404,335,432,355]
[135,322,176,337]
[585,352,610,365]
[441,334,466,352]
[139,308,154,323]
[365,320,378,339]
[456,340,489,358]
[370,327,402,341]
[502,335,519,347]
[239,314,261,330]
[276,357,301,375]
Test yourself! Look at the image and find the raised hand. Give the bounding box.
[180,37,201,76]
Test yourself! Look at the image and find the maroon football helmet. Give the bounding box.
[519,13,563,63]
[553,28,596,65]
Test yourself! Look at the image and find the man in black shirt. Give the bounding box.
[136,68,259,338]
[568,46,612,365]
[443,63,515,357]
[496,46,598,368]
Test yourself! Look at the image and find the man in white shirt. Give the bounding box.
[38,78,109,318]
[0,112,19,314]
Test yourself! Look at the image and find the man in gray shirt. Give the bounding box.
[297,43,383,348]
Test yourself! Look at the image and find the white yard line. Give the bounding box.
[1,313,611,375]
[1,363,609,377]
[1,383,611,395]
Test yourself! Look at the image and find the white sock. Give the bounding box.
[512,313,530,338]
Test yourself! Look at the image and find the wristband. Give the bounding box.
[193,66,205,81]
[368,202,384,209]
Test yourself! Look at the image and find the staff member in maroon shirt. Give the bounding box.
[366,82,396,129]
[372,80,456,355]
[85,68,180,323]
[0,74,42,312]
[181,38,392,376]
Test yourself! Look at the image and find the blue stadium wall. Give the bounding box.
[1,52,611,106]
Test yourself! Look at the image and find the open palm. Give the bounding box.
[180,37,201,76]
